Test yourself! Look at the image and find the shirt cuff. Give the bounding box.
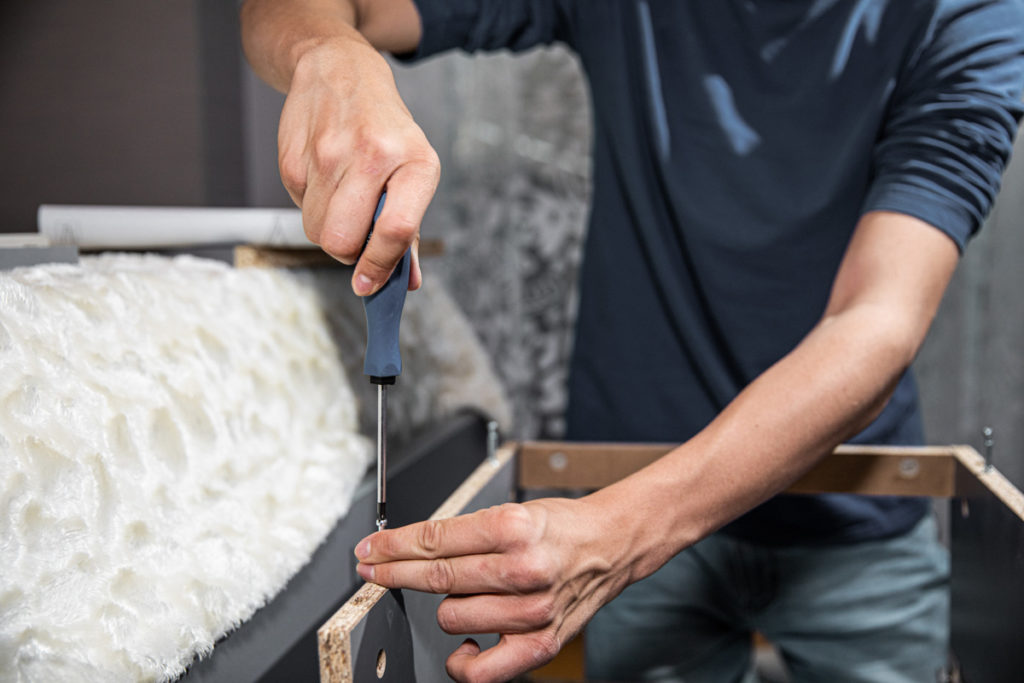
[861,180,977,253]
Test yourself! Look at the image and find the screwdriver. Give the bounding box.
[362,194,411,532]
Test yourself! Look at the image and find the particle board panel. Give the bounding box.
[518,441,957,497]
[950,447,1024,683]
[318,444,517,683]
[235,240,445,269]
[788,445,956,497]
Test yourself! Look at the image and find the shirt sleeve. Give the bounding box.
[398,0,576,60]
[862,0,1024,250]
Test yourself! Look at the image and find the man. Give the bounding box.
[240,1,1024,681]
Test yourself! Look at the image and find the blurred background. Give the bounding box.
[2,0,1021,489]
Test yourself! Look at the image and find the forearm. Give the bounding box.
[595,307,910,579]
[240,0,420,93]
[594,212,957,582]
[241,0,362,92]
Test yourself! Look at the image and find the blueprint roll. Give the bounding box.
[37,204,313,249]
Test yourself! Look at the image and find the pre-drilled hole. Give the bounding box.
[376,648,386,678]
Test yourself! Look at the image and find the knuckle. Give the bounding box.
[352,129,398,173]
[436,600,459,634]
[410,146,442,184]
[311,131,346,172]
[530,630,561,664]
[457,664,490,683]
[358,248,399,276]
[278,153,307,194]
[492,503,533,546]
[524,594,556,627]
[380,215,419,242]
[418,520,445,556]
[425,558,455,594]
[320,229,360,262]
[508,553,552,591]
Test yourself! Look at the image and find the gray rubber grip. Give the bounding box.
[362,194,411,380]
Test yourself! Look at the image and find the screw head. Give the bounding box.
[548,452,569,472]
[898,458,920,479]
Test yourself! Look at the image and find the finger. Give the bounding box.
[297,153,346,247]
[352,159,438,296]
[278,151,306,209]
[355,504,533,563]
[436,594,556,635]
[358,555,498,594]
[358,547,552,595]
[408,234,422,291]
[277,109,308,209]
[318,176,384,266]
[445,639,481,682]
[446,632,561,683]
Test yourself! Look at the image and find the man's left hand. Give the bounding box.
[354,498,634,683]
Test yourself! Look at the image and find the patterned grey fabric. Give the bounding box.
[398,48,592,439]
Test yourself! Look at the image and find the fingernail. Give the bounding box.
[355,539,370,559]
[354,274,375,296]
[356,563,374,581]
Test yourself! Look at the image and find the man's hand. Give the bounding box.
[280,40,439,294]
[240,0,436,295]
[354,498,638,683]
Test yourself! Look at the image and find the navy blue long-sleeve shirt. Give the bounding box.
[403,0,1024,544]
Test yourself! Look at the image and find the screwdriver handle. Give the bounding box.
[362,194,411,382]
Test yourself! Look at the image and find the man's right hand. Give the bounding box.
[241,0,437,295]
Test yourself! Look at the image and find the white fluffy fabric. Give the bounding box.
[0,254,509,682]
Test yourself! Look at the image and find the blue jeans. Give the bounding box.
[586,516,949,682]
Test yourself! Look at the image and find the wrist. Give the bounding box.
[288,31,381,87]
[582,459,705,585]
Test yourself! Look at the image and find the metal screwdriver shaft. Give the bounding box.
[361,193,410,534]
[376,383,387,530]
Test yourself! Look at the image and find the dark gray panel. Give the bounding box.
[0,246,78,269]
[950,466,1024,683]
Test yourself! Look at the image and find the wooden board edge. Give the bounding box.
[316,443,518,682]
[235,240,446,269]
[430,443,518,520]
[234,245,335,269]
[518,442,958,497]
[951,445,1024,522]
[788,447,956,498]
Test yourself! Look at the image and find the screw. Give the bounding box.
[898,458,920,479]
[487,421,500,463]
[982,426,994,472]
[548,452,569,472]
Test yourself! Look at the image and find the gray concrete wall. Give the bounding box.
[0,2,205,230]
[916,131,1024,490]
[0,1,246,232]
